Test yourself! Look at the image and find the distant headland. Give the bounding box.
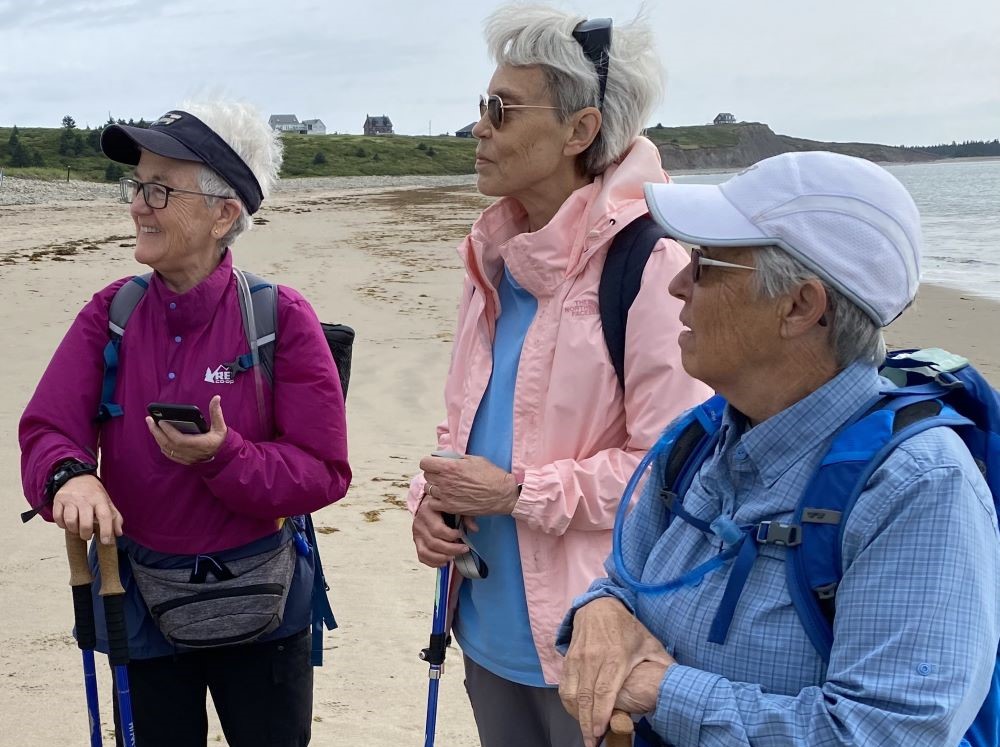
[1,118,996,183]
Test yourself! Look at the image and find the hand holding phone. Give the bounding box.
[147,403,209,435]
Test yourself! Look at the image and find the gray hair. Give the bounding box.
[181,100,283,248]
[484,4,663,175]
[753,246,886,368]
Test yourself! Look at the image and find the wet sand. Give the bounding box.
[0,179,997,745]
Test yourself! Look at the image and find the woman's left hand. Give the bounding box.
[418,453,519,516]
[147,395,228,465]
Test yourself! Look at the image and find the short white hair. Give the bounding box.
[753,246,887,368]
[484,3,664,175]
[181,100,283,247]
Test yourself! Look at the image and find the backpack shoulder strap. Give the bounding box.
[599,214,667,390]
[108,274,151,339]
[611,395,727,594]
[98,274,151,421]
[787,391,974,661]
[232,268,278,387]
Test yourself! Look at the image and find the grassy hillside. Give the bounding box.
[280,133,476,177]
[0,126,113,181]
[1,122,944,183]
[644,123,742,149]
[0,126,478,182]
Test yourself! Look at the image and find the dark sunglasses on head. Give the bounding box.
[478,94,560,130]
[572,17,613,109]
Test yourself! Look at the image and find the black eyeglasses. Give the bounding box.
[478,94,560,130]
[690,247,757,283]
[572,17,612,109]
[119,177,231,210]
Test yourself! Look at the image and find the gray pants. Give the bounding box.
[463,655,587,747]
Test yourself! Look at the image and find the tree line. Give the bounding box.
[3,115,148,179]
[904,139,1000,158]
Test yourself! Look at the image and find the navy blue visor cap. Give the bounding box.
[101,110,264,214]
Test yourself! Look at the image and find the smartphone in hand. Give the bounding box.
[147,403,209,435]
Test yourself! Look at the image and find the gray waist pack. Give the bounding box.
[129,535,296,649]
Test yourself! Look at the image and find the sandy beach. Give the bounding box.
[1,177,997,745]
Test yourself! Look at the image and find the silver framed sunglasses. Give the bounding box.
[119,177,231,210]
[478,94,560,129]
[690,247,757,283]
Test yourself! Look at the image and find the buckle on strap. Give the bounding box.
[756,521,801,547]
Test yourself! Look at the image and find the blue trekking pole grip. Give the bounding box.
[66,532,102,747]
[96,542,136,747]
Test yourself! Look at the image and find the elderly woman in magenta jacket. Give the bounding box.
[407,5,710,746]
[20,101,349,747]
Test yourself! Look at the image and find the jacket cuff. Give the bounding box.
[510,468,543,524]
[191,427,243,479]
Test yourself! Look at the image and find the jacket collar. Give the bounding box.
[460,137,668,300]
[148,250,234,333]
[721,362,883,489]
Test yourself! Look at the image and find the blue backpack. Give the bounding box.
[616,348,1000,747]
[96,268,351,667]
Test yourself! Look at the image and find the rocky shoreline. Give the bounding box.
[0,173,478,207]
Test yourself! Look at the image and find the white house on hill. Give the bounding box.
[302,119,326,135]
[269,114,326,135]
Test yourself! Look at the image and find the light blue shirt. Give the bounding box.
[559,363,1000,745]
[454,266,546,687]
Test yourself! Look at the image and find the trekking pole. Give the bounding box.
[65,532,103,747]
[418,557,452,747]
[95,542,136,747]
[606,709,635,747]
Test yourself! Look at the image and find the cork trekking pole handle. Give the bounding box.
[66,533,98,649]
[95,542,128,664]
[606,709,635,747]
[95,541,137,747]
[65,532,103,747]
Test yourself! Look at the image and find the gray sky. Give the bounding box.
[2,0,997,146]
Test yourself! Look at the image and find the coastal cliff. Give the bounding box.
[650,122,938,171]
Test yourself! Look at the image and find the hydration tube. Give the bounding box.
[611,401,736,595]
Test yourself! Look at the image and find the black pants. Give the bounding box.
[112,628,313,747]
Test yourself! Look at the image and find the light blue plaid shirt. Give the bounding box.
[558,363,1000,745]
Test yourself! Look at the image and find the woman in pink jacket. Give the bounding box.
[409,5,711,746]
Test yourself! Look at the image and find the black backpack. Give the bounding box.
[599,214,667,389]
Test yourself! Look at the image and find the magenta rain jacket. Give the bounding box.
[20,251,350,555]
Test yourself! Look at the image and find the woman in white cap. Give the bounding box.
[407,4,709,746]
[558,151,1000,747]
[20,101,350,746]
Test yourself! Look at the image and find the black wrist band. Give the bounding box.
[45,459,97,501]
[21,458,95,523]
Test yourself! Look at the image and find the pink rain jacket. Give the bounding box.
[20,252,350,555]
[408,138,712,683]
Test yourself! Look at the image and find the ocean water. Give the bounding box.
[672,158,1000,301]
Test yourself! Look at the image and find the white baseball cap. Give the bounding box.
[643,151,922,326]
